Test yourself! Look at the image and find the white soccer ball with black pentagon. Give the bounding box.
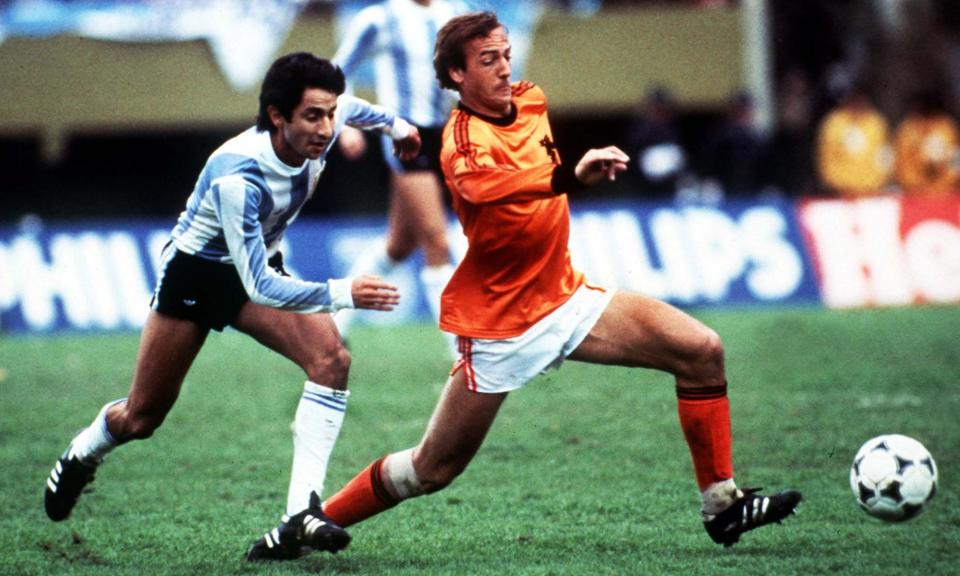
[850,434,937,522]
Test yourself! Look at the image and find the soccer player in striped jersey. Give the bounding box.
[331,0,466,355]
[318,12,802,549]
[42,52,420,561]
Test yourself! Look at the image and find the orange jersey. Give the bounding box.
[439,81,584,338]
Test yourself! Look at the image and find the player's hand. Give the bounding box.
[338,125,367,160]
[350,275,400,311]
[574,146,630,186]
[393,125,422,162]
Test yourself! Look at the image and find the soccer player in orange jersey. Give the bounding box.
[321,11,802,550]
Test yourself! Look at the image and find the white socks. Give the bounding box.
[285,381,349,515]
[700,478,743,518]
[419,264,457,358]
[68,398,124,464]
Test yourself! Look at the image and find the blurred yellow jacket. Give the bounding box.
[816,107,892,197]
[893,113,959,197]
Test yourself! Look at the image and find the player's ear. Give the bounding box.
[267,105,286,130]
[448,67,465,87]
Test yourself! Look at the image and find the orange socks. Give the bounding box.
[676,383,734,490]
[322,456,399,528]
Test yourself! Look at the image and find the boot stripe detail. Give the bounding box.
[738,495,772,527]
[303,515,327,538]
[265,527,280,548]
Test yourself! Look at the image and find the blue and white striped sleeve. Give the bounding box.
[339,95,412,141]
[211,175,353,313]
[332,5,380,78]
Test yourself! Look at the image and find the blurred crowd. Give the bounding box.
[622,73,960,203]
[622,0,960,204]
[4,0,959,226]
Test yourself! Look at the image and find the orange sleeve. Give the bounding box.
[447,153,558,205]
[445,115,560,204]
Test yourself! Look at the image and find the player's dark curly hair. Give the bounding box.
[257,52,346,133]
[433,11,504,91]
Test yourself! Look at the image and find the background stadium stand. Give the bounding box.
[2,0,959,224]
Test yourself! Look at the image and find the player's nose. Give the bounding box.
[316,118,334,139]
[498,56,511,77]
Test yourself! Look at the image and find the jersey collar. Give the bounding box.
[259,128,308,176]
[457,101,517,127]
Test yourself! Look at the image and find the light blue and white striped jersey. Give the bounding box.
[333,0,466,129]
[167,95,407,313]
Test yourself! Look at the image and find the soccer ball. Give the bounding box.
[850,434,938,522]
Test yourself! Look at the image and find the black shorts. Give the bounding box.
[152,248,288,331]
[385,125,443,174]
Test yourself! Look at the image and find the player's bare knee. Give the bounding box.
[304,344,351,387]
[700,327,725,367]
[678,326,725,381]
[386,233,417,262]
[421,225,449,253]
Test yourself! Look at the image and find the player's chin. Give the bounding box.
[303,142,327,159]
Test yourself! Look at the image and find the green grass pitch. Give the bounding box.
[1,305,958,575]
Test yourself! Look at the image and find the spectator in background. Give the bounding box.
[625,86,688,199]
[893,91,960,198]
[764,68,816,197]
[815,82,892,198]
[699,90,767,199]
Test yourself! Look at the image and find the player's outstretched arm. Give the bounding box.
[351,275,401,311]
[574,145,630,186]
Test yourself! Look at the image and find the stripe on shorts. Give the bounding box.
[455,337,478,392]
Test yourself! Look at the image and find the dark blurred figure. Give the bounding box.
[625,86,688,199]
[893,90,960,198]
[699,90,767,198]
[764,69,817,197]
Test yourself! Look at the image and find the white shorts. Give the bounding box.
[453,283,615,394]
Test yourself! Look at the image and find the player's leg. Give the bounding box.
[569,291,725,383]
[570,292,731,487]
[110,312,210,439]
[386,170,450,267]
[382,172,422,263]
[332,174,410,340]
[234,303,353,559]
[45,311,208,521]
[569,291,801,546]
[322,366,507,528]
[388,170,457,356]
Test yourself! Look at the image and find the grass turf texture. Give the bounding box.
[1,306,957,575]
